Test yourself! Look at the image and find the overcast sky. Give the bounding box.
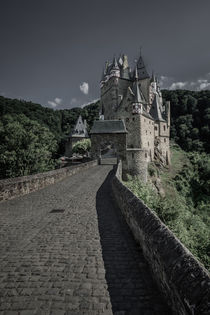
[0,0,209,109]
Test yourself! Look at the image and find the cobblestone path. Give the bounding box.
[0,165,170,315]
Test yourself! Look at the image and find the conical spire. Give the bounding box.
[151,71,156,82]
[133,80,144,104]
[137,52,150,79]
[118,55,123,67]
[149,94,164,121]
[110,56,120,78]
[112,56,119,70]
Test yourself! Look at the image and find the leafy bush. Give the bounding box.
[72,139,91,155]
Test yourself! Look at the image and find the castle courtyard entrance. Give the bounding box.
[100,141,117,165]
[90,120,127,166]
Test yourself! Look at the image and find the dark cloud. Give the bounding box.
[0,0,210,109]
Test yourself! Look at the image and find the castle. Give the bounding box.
[90,52,170,181]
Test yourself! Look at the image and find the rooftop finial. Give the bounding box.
[140,46,142,57]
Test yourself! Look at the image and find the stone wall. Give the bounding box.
[140,115,154,160]
[126,149,147,182]
[112,161,210,315]
[0,160,97,202]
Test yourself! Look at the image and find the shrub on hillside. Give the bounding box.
[72,139,91,156]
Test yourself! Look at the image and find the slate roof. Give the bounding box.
[70,115,89,137]
[149,94,164,121]
[137,55,150,79]
[90,120,127,134]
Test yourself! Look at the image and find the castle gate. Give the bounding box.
[90,120,127,166]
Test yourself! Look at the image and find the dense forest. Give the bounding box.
[162,89,210,153]
[0,89,210,179]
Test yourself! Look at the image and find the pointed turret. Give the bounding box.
[121,54,130,79]
[133,82,144,104]
[150,94,164,121]
[118,55,123,67]
[113,56,119,69]
[132,69,145,114]
[110,56,120,78]
[137,52,150,80]
[151,71,156,82]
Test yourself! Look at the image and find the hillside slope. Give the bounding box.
[125,143,210,270]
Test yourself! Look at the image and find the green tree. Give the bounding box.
[0,114,58,179]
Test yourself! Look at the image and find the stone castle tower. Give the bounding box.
[99,52,170,180]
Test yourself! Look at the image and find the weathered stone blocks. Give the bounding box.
[0,160,97,202]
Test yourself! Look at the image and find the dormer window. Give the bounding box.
[132,103,142,114]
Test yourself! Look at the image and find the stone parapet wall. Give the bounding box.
[112,161,210,315]
[0,160,97,202]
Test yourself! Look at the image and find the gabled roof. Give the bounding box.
[149,94,164,121]
[71,115,88,137]
[90,120,127,134]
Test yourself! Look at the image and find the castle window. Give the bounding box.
[146,130,147,135]
[145,153,147,158]
[163,125,166,131]
[132,153,134,159]
[155,126,158,131]
[150,131,151,134]
[149,121,151,124]
[164,138,166,142]
[148,142,149,146]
